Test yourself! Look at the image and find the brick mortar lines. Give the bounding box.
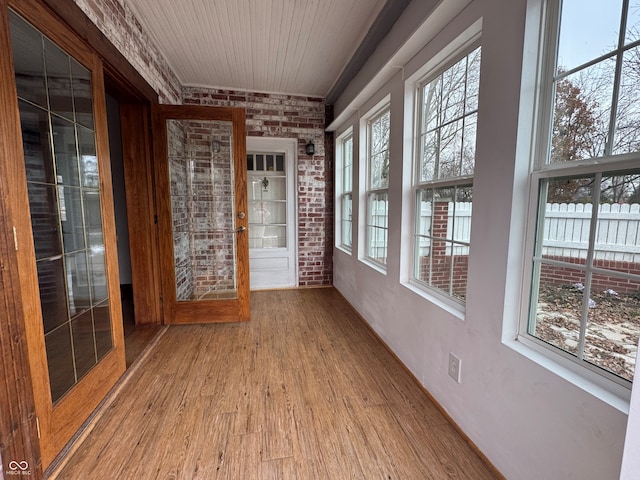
[183,86,333,287]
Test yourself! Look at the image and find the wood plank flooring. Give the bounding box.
[52,288,499,479]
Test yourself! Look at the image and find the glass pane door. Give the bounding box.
[10,11,113,404]
[154,105,249,324]
[168,119,238,301]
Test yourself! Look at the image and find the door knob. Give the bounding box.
[236,226,247,233]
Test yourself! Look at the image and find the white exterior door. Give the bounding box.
[246,138,297,289]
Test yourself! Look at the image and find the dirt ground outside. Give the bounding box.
[535,283,640,382]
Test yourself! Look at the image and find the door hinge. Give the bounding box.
[13,226,18,251]
[35,416,41,438]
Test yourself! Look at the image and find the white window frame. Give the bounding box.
[517,0,640,398]
[408,43,481,307]
[362,104,391,270]
[335,128,354,253]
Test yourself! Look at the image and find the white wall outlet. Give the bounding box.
[448,352,461,383]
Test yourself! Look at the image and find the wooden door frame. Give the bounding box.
[0,0,161,476]
[153,105,250,324]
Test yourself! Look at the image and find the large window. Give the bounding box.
[365,107,390,267]
[525,0,640,386]
[412,46,481,303]
[337,130,353,250]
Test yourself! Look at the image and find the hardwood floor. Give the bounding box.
[52,288,500,479]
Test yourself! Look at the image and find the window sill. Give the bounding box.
[335,245,353,256]
[359,257,388,276]
[505,336,631,413]
[401,280,466,321]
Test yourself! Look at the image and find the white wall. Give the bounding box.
[331,0,630,478]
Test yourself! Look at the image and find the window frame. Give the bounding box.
[336,128,354,253]
[518,0,640,393]
[363,104,391,270]
[408,43,482,306]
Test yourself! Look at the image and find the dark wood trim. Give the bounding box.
[333,287,507,480]
[40,0,158,103]
[0,1,43,477]
[120,103,162,325]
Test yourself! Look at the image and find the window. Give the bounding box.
[411,46,481,303]
[524,0,640,386]
[337,130,353,250]
[365,107,390,267]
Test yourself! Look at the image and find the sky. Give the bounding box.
[557,0,640,71]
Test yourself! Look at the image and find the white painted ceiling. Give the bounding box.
[127,0,391,97]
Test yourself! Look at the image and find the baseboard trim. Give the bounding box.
[333,287,506,480]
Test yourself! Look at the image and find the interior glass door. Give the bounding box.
[154,106,249,323]
[8,7,125,468]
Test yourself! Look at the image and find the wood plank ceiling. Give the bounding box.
[126,0,390,97]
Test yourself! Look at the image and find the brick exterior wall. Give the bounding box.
[72,0,181,103]
[183,87,333,286]
[540,257,640,294]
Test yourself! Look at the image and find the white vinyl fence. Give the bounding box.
[391,201,640,261]
[543,203,640,262]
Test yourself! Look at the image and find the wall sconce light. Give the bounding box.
[212,139,221,153]
[305,140,315,156]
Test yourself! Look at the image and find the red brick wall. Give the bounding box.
[540,256,640,294]
[183,87,333,286]
[73,0,181,103]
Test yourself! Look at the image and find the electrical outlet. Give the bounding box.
[448,352,461,383]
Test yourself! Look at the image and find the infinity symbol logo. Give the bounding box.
[8,460,29,471]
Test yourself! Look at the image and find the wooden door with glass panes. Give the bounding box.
[246,138,297,289]
[5,3,125,468]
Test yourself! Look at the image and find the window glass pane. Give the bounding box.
[585,276,640,382]
[61,186,85,253]
[369,111,390,189]
[20,101,55,184]
[71,59,94,130]
[45,324,76,401]
[626,1,640,44]
[594,174,640,275]
[67,252,91,316]
[341,193,352,247]
[438,119,463,179]
[256,154,264,171]
[441,57,468,124]
[276,154,284,172]
[266,154,274,171]
[71,310,96,380]
[557,0,623,72]
[367,191,388,264]
[28,183,62,259]
[539,176,595,265]
[94,300,113,360]
[530,264,586,356]
[551,61,615,163]
[247,154,254,171]
[44,38,74,121]
[613,46,640,156]
[419,130,437,182]
[465,48,482,112]
[9,11,47,107]
[37,258,68,334]
[52,115,80,186]
[419,47,480,182]
[423,77,442,132]
[462,114,477,176]
[78,125,99,188]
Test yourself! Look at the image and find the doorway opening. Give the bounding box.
[105,91,160,366]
